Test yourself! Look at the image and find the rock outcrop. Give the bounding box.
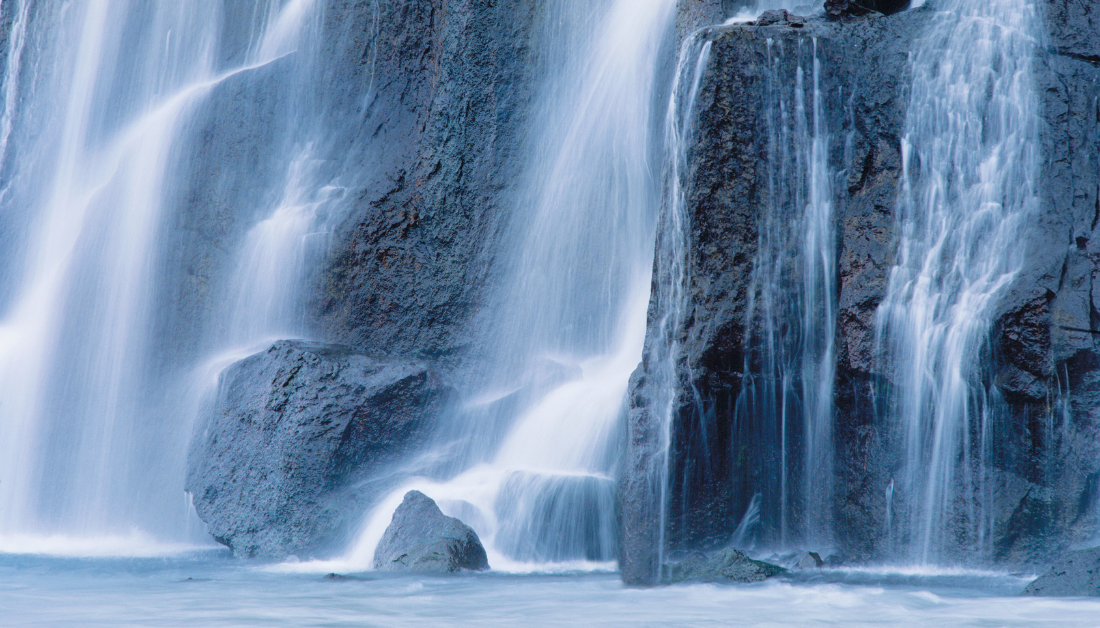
[624,0,1100,581]
[1023,548,1100,596]
[187,341,450,559]
[310,0,540,362]
[825,0,910,20]
[373,490,490,573]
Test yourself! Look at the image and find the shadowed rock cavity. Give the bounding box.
[373,490,490,573]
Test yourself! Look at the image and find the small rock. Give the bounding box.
[669,547,786,583]
[787,14,806,27]
[1022,547,1100,596]
[825,0,910,20]
[796,551,825,569]
[756,10,789,26]
[374,491,490,573]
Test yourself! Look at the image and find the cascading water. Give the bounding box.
[338,0,676,570]
[733,36,836,547]
[876,0,1041,563]
[739,34,831,547]
[639,3,838,581]
[648,29,713,578]
[0,0,329,549]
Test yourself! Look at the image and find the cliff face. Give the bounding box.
[180,0,542,558]
[309,0,538,363]
[623,0,1100,581]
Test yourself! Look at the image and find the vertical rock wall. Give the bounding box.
[624,0,1100,579]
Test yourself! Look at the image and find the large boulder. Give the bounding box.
[186,340,450,559]
[373,490,490,573]
[1023,548,1100,596]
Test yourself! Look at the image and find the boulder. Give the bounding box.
[186,340,450,559]
[795,551,826,569]
[756,10,807,27]
[1023,548,1100,596]
[668,547,785,583]
[373,490,490,573]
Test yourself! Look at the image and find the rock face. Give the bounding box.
[624,0,1100,581]
[309,0,539,361]
[668,547,786,583]
[373,490,490,573]
[1023,548,1100,596]
[624,12,920,584]
[187,341,450,559]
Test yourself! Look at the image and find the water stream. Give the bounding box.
[0,0,331,547]
[876,0,1041,563]
[337,0,677,571]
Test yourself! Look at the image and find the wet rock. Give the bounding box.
[312,0,540,363]
[755,10,806,27]
[825,0,910,20]
[1023,547,1100,596]
[373,491,490,573]
[668,547,785,583]
[627,0,1100,578]
[756,10,790,25]
[796,551,826,569]
[187,340,451,559]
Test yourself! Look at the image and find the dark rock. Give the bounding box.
[623,12,922,577]
[373,490,490,573]
[186,340,450,559]
[796,551,826,569]
[756,10,790,26]
[826,0,911,20]
[310,0,540,363]
[755,10,806,28]
[668,547,785,583]
[1023,547,1100,596]
[1044,0,1100,63]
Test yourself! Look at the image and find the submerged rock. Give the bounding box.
[186,340,450,559]
[1022,548,1100,596]
[373,491,490,573]
[668,547,785,583]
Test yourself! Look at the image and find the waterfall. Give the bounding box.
[876,0,1041,563]
[338,0,676,571]
[647,30,714,580]
[0,0,326,548]
[723,35,836,548]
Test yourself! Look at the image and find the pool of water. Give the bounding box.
[1,551,1097,627]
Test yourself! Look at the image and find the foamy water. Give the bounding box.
[0,554,1095,627]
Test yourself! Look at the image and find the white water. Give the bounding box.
[646,30,714,581]
[5,553,1097,628]
[876,0,1041,562]
[331,0,675,571]
[0,0,327,548]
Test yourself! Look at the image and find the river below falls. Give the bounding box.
[1,550,1099,626]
